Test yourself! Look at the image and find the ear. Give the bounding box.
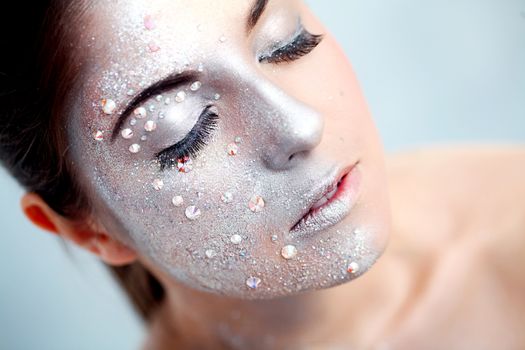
[21,192,137,266]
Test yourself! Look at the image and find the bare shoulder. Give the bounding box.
[387,144,525,182]
[385,143,525,216]
[385,143,525,281]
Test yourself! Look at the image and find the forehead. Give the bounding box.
[79,0,253,80]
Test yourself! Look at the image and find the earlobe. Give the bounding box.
[94,233,138,266]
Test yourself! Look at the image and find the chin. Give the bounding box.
[166,219,389,300]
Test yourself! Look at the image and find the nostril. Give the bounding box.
[288,154,295,162]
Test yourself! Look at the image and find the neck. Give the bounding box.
[148,257,401,350]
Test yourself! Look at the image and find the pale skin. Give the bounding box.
[20,0,525,348]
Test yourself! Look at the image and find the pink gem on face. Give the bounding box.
[93,130,104,141]
[177,156,193,173]
[148,42,160,52]
[144,15,156,30]
[248,195,265,213]
[347,262,360,274]
[227,143,238,156]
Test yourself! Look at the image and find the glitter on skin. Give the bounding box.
[152,179,164,191]
[70,2,388,300]
[221,192,233,203]
[205,249,216,258]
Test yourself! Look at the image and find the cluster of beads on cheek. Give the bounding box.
[92,75,205,154]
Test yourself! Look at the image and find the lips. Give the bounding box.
[289,161,361,239]
[310,176,343,210]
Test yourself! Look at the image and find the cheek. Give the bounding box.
[271,34,382,171]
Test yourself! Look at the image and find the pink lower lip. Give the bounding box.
[289,162,362,239]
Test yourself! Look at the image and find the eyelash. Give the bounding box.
[154,26,323,170]
[155,106,219,170]
[259,27,324,64]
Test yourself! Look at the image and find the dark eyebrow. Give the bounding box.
[110,70,198,142]
[247,0,269,32]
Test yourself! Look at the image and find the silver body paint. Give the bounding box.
[67,0,388,299]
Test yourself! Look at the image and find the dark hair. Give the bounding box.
[0,1,164,322]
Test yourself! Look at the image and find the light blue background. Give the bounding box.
[1,1,524,349]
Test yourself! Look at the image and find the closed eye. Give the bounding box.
[155,105,219,171]
[258,23,323,64]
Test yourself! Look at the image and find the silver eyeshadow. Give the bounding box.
[66,1,383,298]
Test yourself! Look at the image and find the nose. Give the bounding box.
[250,82,325,171]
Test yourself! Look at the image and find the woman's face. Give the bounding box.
[68,0,391,298]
